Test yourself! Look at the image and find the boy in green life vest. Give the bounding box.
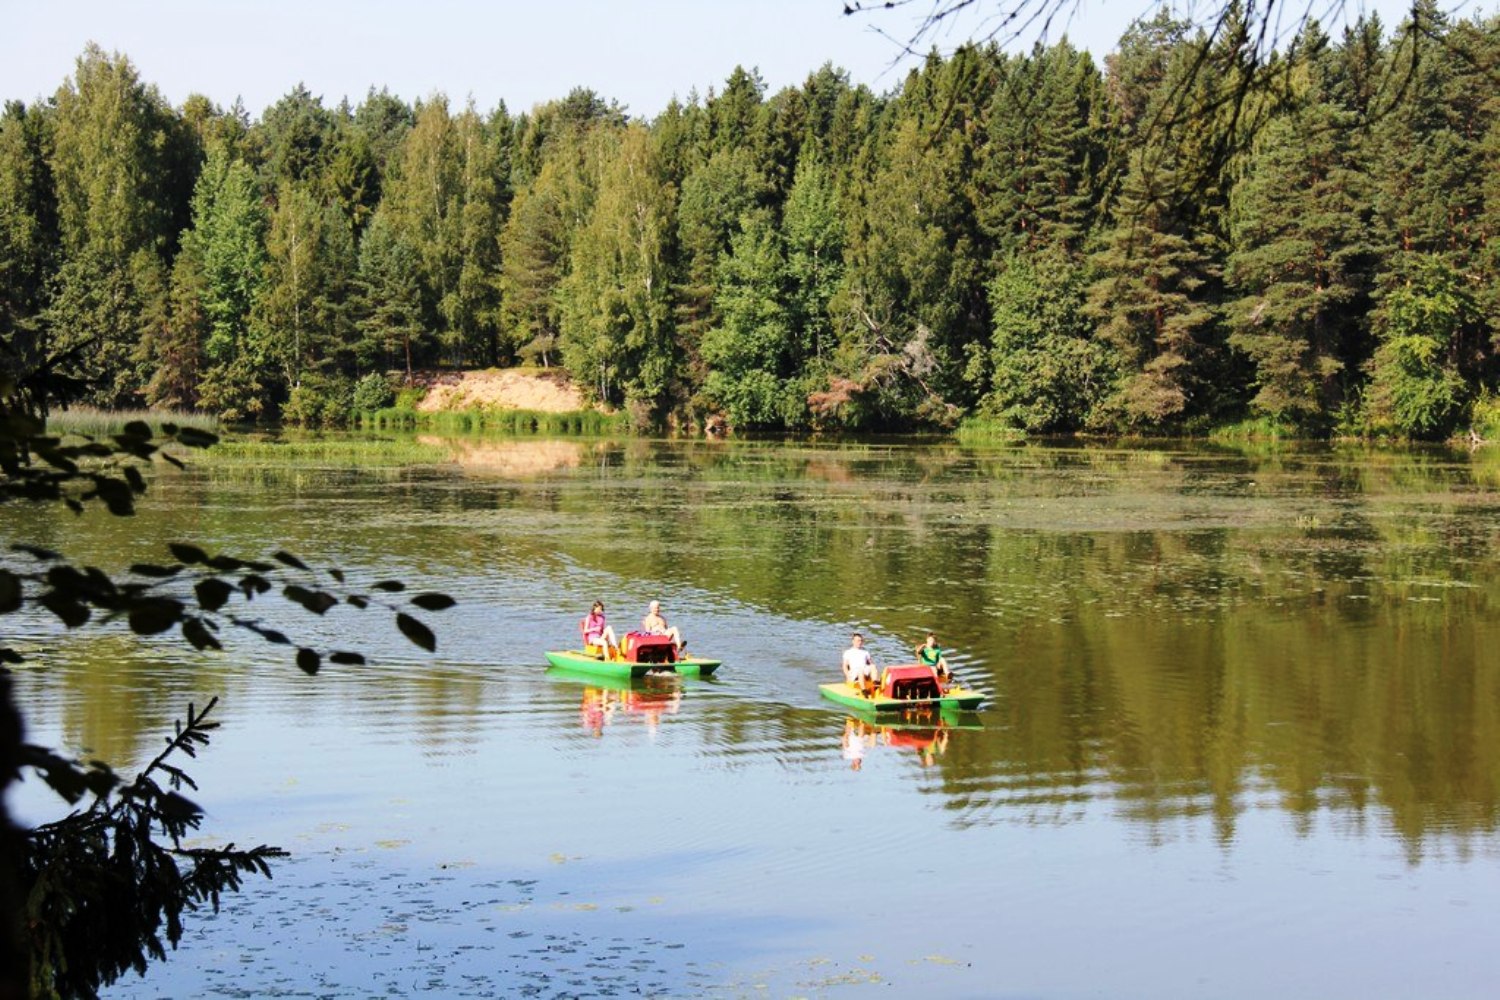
[915,633,951,687]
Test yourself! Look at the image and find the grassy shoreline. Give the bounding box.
[44,404,1498,453]
[44,406,220,438]
[358,406,625,435]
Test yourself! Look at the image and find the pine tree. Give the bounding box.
[142,251,207,409]
[1367,3,1497,392]
[708,67,767,154]
[976,41,1108,259]
[255,84,335,188]
[510,88,625,188]
[354,209,427,380]
[1088,20,1241,428]
[1224,26,1377,426]
[381,98,503,368]
[256,181,329,389]
[829,95,983,426]
[325,121,380,239]
[1479,75,1500,342]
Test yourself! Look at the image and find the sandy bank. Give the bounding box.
[413,369,587,413]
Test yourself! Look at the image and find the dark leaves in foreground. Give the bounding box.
[23,699,287,998]
[411,592,457,612]
[5,538,456,661]
[395,612,437,652]
[2,397,455,997]
[296,648,321,675]
[0,395,460,661]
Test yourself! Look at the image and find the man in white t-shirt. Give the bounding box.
[642,599,684,652]
[841,633,879,696]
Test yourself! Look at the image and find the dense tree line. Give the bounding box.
[2,4,1498,437]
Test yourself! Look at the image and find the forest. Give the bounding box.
[1,1,1497,438]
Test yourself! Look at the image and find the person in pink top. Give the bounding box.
[580,601,619,659]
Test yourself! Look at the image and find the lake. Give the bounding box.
[9,436,1500,998]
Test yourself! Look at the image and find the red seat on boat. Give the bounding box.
[623,631,677,664]
[881,664,943,700]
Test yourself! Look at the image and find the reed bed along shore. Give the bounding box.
[206,435,454,466]
[45,406,220,438]
[360,406,626,435]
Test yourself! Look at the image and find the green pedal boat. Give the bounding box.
[820,663,984,713]
[545,631,721,679]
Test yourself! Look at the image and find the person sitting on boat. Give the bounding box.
[580,601,619,659]
[915,633,951,685]
[641,599,685,653]
[842,633,879,697]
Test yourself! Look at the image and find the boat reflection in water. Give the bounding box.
[840,712,982,770]
[545,667,684,737]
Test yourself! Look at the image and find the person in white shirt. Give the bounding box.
[841,633,879,696]
[641,599,684,652]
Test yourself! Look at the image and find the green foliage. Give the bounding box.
[142,251,208,410]
[980,249,1118,433]
[975,41,1108,259]
[558,125,676,415]
[44,248,168,405]
[359,405,624,435]
[0,100,58,386]
[255,181,357,391]
[1087,154,1222,428]
[1225,55,1375,428]
[393,385,426,410]
[381,98,504,368]
[1360,257,1477,438]
[701,212,805,428]
[781,154,842,368]
[39,406,217,438]
[498,147,575,365]
[830,101,981,428]
[49,45,192,264]
[1471,393,1500,442]
[354,210,427,380]
[44,46,195,406]
[192,150,267,373]
[1207,415,1298,443]
[673,147,769,356]
[282,372,356,427]
[202,433,450,465]
[952,416,1026,443]
[1362,333,1465,439]
[255,84,335,188]
[1086,21,1247,430]
[350,371,396,412]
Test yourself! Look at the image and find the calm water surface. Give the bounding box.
[8,437,1500,998]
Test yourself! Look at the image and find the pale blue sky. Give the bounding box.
[3,1,1485,119]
